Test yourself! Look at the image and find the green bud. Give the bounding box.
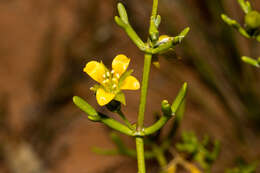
[245,11,260,29]
[155,15,161,28]
[149,16,159,42]
[161,100,172,116]
[73,96,101,121]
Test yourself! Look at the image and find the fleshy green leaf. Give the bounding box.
[238,0,252,14]
[117,3,129,24]
[221,14,240,28]
[179,27,190,38]
[73,96,100,121]
[241,56,260,67]
[172,27,190,46]
[155,15,161,28]
[171,82,188,114]
[114,16,125,28]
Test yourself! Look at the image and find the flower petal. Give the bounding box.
[83,61,106,83]
[120,76,140,90]
[96,88,115,106]
[112,54,130,76]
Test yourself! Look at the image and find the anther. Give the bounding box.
[112,78,117,82]
[102,79,109,84]
[112,84,117,89]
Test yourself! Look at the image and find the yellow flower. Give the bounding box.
[84,54,140,106]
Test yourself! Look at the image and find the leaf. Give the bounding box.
[155,15,161,28]
[241,56,260,67]
[114,92,126,105]
[179,27,190,38]
[221,14,240,27]
[73,96,100,121]
[171,82,188,114]
[117,3,129,24]
[172,27,190,46]
[114,16,126,28]
[238,0,252,14]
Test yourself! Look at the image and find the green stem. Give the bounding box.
[136,137,146,173]
[135,1,158,173]
[151,0,159,18]
[116,109,134,130]
[100,114,134,136]
[137,53,152,130]
[135,53,152,173]
[143,115,170,135]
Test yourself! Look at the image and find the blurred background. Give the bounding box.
[0,0,260,172]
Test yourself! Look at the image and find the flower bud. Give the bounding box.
[245,11,260,29]
[161,100,172,116]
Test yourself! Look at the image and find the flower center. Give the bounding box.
[101,70,120,93]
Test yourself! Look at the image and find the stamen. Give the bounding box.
[106,72,110,77]
[112,84,117,89]
[102,79,109,84]
[102,74,106,78]
[111,70,115,74]
[112,78,117,82]
[115,73,120,79]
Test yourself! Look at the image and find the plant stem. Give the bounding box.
[143,115,170,135]
[151,0,159,18]
[136,137,146,173]
[137,53,152,130]
[135,1,158,173]
[100,114,134,136]
[135,53,152,173]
